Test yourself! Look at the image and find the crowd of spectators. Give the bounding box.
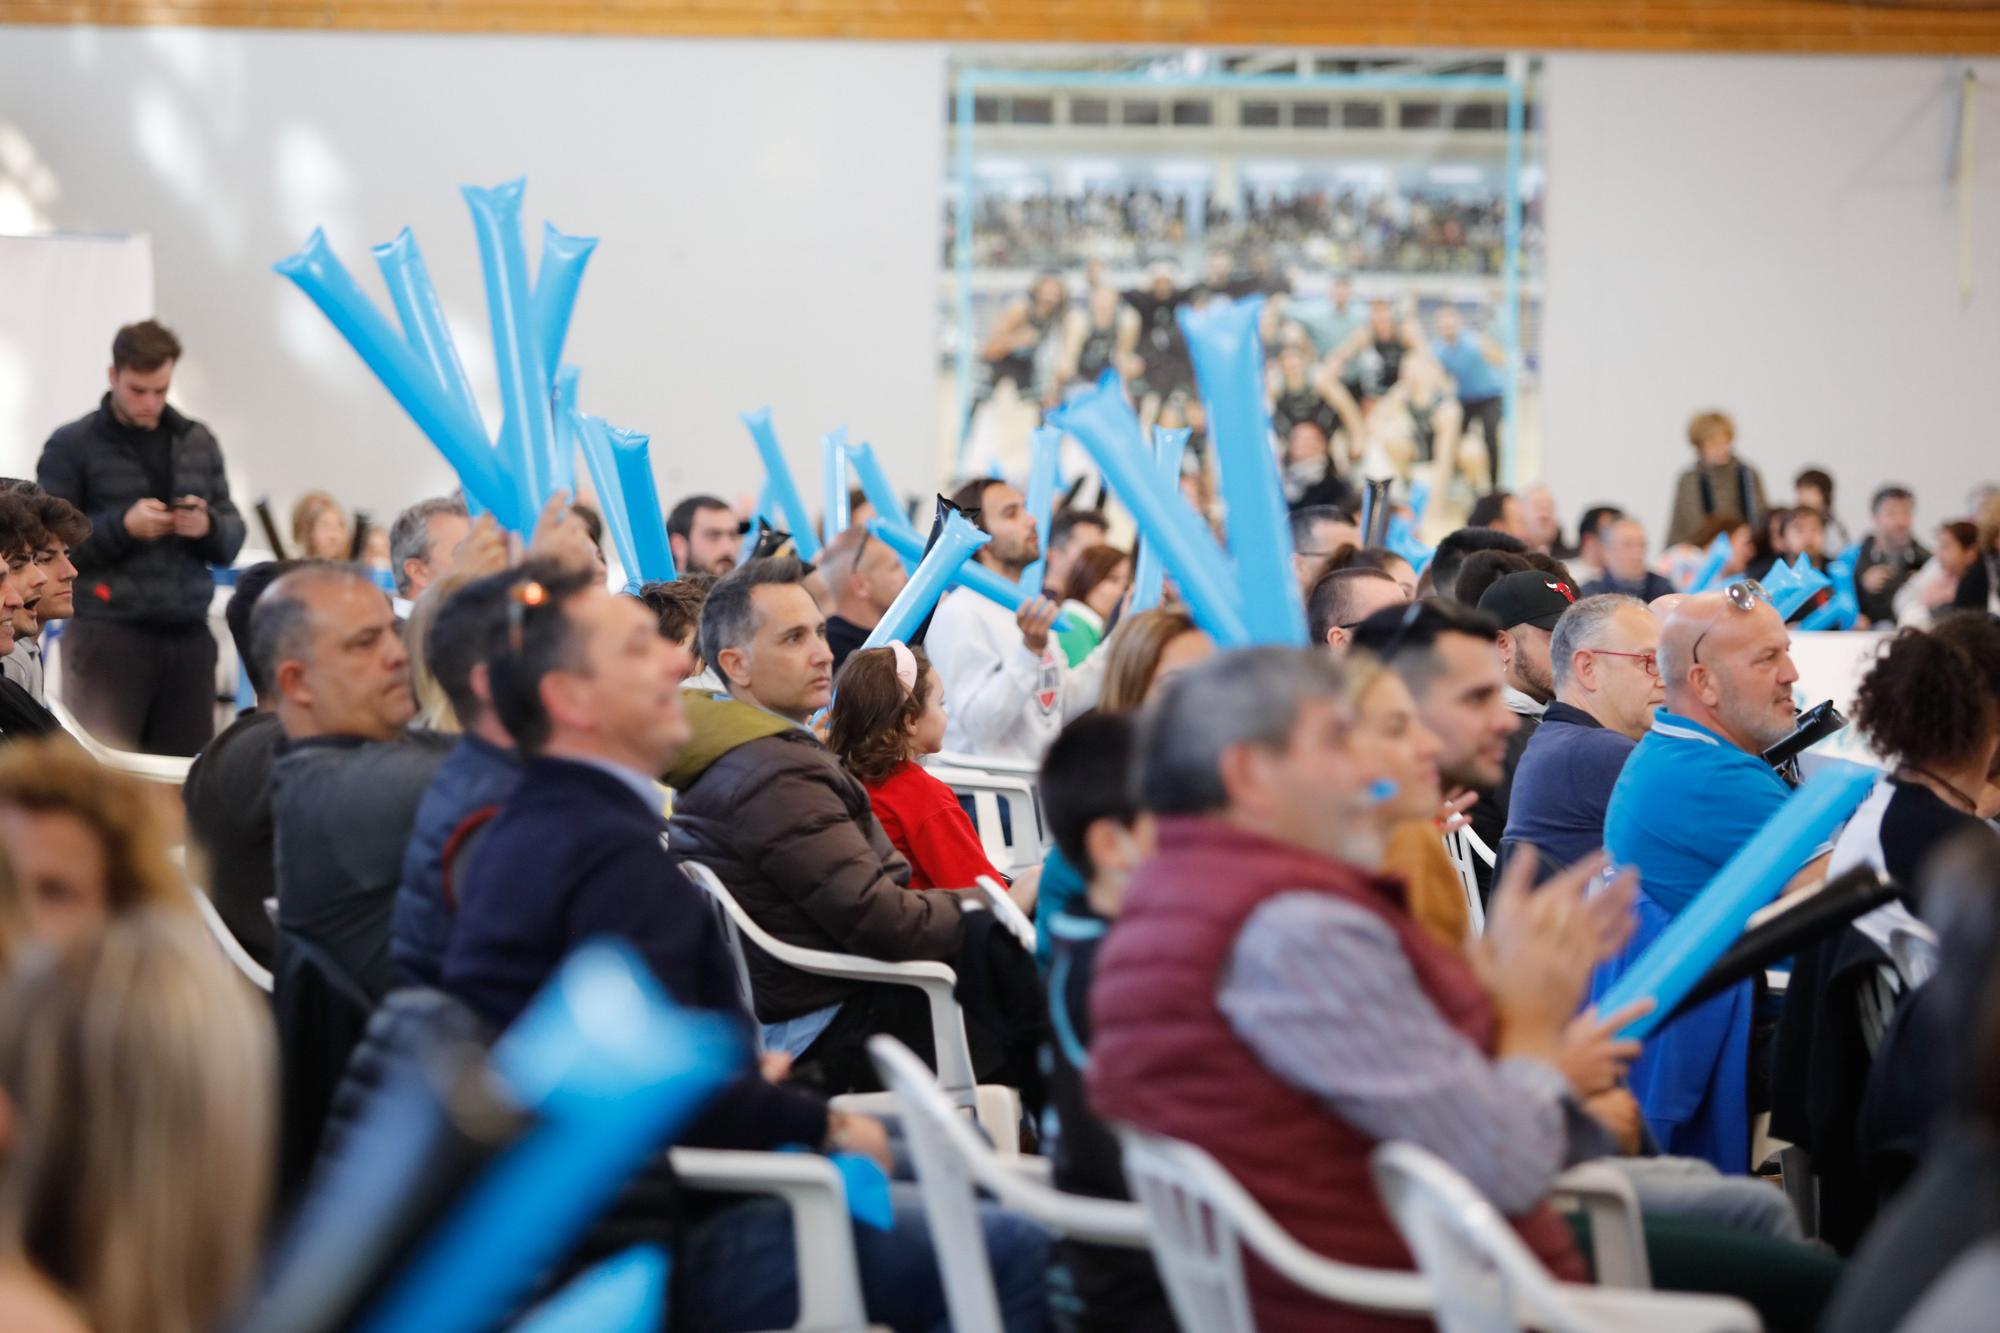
[3,313,2000,1332]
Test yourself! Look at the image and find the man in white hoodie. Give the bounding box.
[926,478,1108,764]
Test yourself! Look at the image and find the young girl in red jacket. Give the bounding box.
[827,642,1033,903]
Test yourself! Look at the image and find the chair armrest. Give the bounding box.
[668,1149,868,1331]
[973,877,1037,953]
[1549,1162,1651,1289]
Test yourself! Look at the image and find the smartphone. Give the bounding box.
[171,499,203,511]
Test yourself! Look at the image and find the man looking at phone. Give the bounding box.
[38,319,245,755]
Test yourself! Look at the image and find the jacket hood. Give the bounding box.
[666,689,802,790]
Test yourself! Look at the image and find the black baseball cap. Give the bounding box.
[1477,569,1579,631]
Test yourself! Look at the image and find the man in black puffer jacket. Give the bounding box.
[37,319,244,755]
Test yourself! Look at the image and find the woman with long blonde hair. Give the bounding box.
[0,910,274,1333]
[1096,608,1215,714]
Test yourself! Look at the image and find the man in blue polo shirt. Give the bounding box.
[1432,304,1506,487]
[1595,583,1830,1170]
[1502,594,1664,882]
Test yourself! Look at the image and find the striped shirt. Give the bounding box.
[1218,891,1570,1215]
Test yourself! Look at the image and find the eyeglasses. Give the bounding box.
[1589,649,1660,680]
[506,578,551,655]
[1689,579,1767,665]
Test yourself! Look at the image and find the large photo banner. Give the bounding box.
[939,53,1544,540]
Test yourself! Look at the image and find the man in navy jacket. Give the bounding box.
[444,564,1051,1332]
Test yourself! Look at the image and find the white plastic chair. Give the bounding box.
[972,875,1036,954]
[1543,1162,1650,1289]
[45,693,195,785]
[1115,1126,1433,1330]
[680,860,1022,1155]
[1442,825,1493,935]
[188,881,274,992]
[667,1148,870,1332]
[1371,1141,1761,1333]
[167,846,274,993]
[923,758,1043,873]
[869,1036,1148,1333]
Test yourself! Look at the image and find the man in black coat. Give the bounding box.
[37,319,245,755]
[446,563,1051,1333]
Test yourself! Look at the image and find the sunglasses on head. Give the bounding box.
[1690,579,1767,665]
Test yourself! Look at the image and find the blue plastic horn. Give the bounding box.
[1597,760,1877,1039]
[573,400,638,586]
[862,510,990,651]
[1179,297,1307,645]
[1130,426,1191,614]
[1686,530,1734,593]
[739,407,822,561]
[463,180,557,527]
[845,439,915,539]
[602,422,678,585]
[822,426,852,541]
[1020,426,1064,594]
[371,227,485,440]
[868,518,1072,633]
[531,222,597,390]
[1770,555,1832,622]
[550,363,581,501]
[359,942,739,1333]
[274,228,520,531]
[513,1246,668,1333]
[1046,372,1248,646]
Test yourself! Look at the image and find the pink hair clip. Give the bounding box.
[887,640,918,693]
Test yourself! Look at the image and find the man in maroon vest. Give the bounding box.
[1089,647,1641,1331]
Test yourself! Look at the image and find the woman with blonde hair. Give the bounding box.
[0,910,274,1333]
[404,568,480,732]
[1096,607,1215,714]
[289,490,351,560]
[0,739,187,953]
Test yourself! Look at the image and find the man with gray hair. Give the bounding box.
[666,556,968,1094]
[256,562,449,998]
[1088,647,1643,1329]
[1501,594,1665,883]
[388,495,471,602]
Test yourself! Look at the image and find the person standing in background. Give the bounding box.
[1431,304,1507,492]
[37,320,245,755]
[1667,410,1767,548]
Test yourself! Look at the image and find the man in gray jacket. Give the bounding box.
[38,320,244,754]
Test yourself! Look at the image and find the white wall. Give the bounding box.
[0,27,943,529]
[1541,54,2000,540]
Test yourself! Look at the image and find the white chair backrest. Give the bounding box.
[676,854,762,1038]
[1442,828,1489,935]
[1116,1127,1430,1333]
[189,882,273,993]
[869,1035,1006,1333]
[1373,1141,1587,1333]
[924,759,1044,872]
[1371,1143,1761,1333]
[973,876,1036,954]
[869,1036,1147,1333]
[679,858,979,1094]
[45,694,194,785]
